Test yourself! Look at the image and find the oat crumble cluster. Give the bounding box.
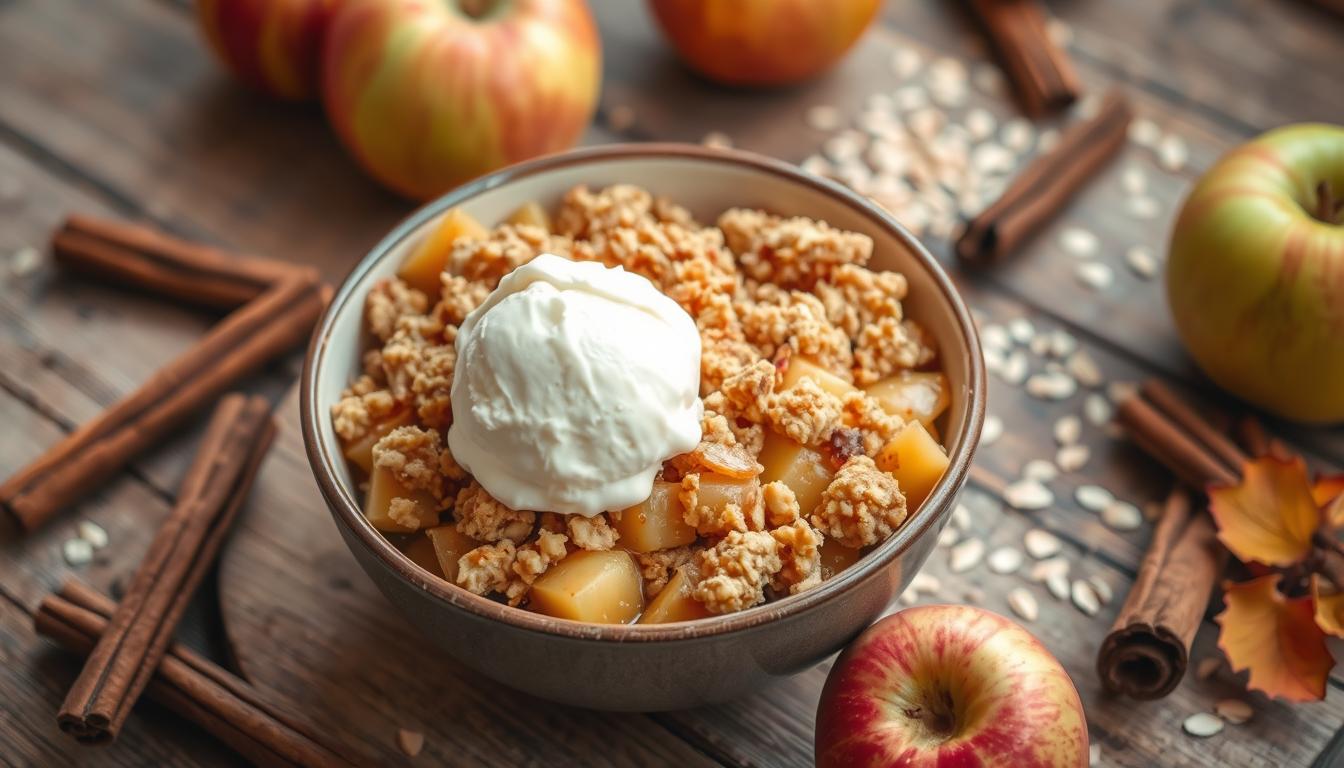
[332,184,945,622]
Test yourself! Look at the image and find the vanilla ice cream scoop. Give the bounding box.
[447,254,703,517]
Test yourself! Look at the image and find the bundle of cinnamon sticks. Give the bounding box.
[968,0,1080,117]
[1097,379,1255,699]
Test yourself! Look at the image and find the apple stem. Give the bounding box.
[1316,181,1343,225]
[457,0,499,19]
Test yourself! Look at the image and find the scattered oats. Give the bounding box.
[1071,579,1101,616]
[1029,334,1051,356]
[893,85,928,112]
[397,728,425,757]
[1215,699,1253,725]
[952,503,972,531]
[1024,530,1063,560]
[938,526,960,548]
[1054,415,1082,445]
[1084,393,1113,426]
[908,108,944,140]
[950,538,986,573]
[928,57,967,86]
[1059,227,1099,257]
[1004,479,1054,510]
[1182,712,1224,738]
[1046,572,1071,600]
[1000,118,1035,153]
[606,104,635,132]
[1101,500,1143,531]
[981,414,1004,445]
[964,586,986,604]
[702,131,733,149]
[1089,743,1101,767]
[63,538,93,566]
[899,589,920,606]
[1046,18,1074,47]
[1127,195,1161,220]
[1008,587,1039,622]
[982,346,1005,374]
[1126,246,1159,279]
[1008,318,1035,344]
[971,63,1005,96]
[806,105,843,131]
[1048,330,1077,358]
[1037,128,1061,152]
[980,323,1010,351]
[911,572,942,596]
[1056,444,1091,472]
[10,245,42,276]
[999,350,1029,385]
[1107,380,1139,404]
[966,108,997,141]
[824,131,865,163]
[1075,261,1115,291]
[1075,484,1114,511]
[1024,459,1059,483]
[930,81,968,109]
[800,154,832,178]
[77,520,109,549]
[891,48,924,79]
[1129,118,1161,148]
[1026,371,1078,401]
[1195,657,1222,680]
[971,143,1016,175]
[1158,134,1189,172]
[1067,350,1103,388]
[1121,165,1147,195]
[1031,555,1070,580]
[1088,575,1113,604]
[987,546,1024,575]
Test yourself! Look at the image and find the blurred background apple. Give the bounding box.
[647,0,880,87]
[322,0,601,200]
[1167,124,1344,424]
[196,0,336,100]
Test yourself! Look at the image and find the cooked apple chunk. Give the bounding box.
[397,207,487,294]
[780,356,856,399]
[364,466,441,533]
[758,431,835,517]
[529,550,644,624]
[613,481,697,553]
[341,409,414,474]
[875,421,949,509]
[639,566,711,624]
[505,201,551,232]
[425,525,481,583]
[864,371,950,429]
[818,537,862,580]
[401,534,445,580]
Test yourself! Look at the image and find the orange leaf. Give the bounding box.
[1208,457,1319,566]
[1216,574,1332,702]
[1315,474,1344,528]
[1311,574,1344,639]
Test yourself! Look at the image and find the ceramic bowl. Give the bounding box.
[301,144,985,711]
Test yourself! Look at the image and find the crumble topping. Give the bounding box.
[853,317,936,386]
[566,513,619,551]
[453,481,535,544]
[841,391,906,457]
[372,426,446,499]
[765,377,844,446]
[331,382,398,443]
[692,530,783,614]
[679,473,765,536]
[770,518,824,595]
[718,359,776,423]
[718,208,873,289]
[457,540,517,595]
[636,545,697,598]
[810,455,908,548]
[762,481,801,528]
[366,278,429,343]
[447,224,569,287]
[507,530,570,606]
[437,275,491,326]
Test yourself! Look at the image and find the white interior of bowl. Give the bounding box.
[313,150,978,577]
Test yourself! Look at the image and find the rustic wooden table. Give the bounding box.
[2,1,1343,766]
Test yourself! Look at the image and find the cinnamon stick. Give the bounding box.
[1116,396,1239,487]
[53,214,313,310]
[0,275,323,532]
[36,581,354,767]
[57,394,275,743]
[1139,380,1247,472]
[1097,489,1227,699]
[956,89,1132,264]
[968,0,1081,116]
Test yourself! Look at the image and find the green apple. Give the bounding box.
[1167,124,1344,423]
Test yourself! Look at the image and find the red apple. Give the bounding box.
[1167,123,1344,424]
[322,0,601,200]
[647,0,880,87]
[196,0,336,100]
[816,605,1089,767]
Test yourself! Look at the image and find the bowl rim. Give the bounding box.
[301,142,985,643]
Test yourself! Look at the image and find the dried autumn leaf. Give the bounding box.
[1311,574,1344,639]
[690,441,762,479]
[1208,457,1319,567]
[1314,475,1344,528]
[1216,575,1332,702]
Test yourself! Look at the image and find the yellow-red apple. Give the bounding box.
[647,0,880,87]
[322,0,601,200]
[816,605,1089,767]
[1167,123,1344,423]
[196,0,336,100]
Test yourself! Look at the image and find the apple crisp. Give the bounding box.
[334,183,952,623]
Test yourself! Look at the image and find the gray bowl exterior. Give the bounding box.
[302,144,983,711]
